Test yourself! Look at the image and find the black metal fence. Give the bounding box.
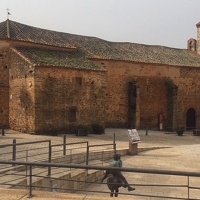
[0,160,200,200]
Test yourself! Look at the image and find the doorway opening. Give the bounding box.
[186,108,196,130]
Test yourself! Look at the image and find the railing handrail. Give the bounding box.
[51,141,88,147]
[0,139,51,148]
[88,143,113,148]
[1,160,200,178]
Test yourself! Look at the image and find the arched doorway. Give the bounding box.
[186,108,196,130]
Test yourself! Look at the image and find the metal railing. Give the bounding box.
[0,160,199,199]
[0,134,116,172]
[0,139,51,170]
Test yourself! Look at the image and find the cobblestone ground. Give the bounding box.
[1,128,200,199]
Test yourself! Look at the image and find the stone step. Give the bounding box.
[1,188,139,200]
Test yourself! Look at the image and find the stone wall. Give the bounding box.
[9,51,35,132]
[174,67,200,127]
[34,66,107,132]
[92,59,200,130]
[2,38,200,132]
[197,23,200,55]
[9,53,107,133]
[0,42,10,127]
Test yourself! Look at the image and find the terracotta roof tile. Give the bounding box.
[1,20,200,67]
[1,20,75,49]
[12,47,104,71]
[0,20,7,38]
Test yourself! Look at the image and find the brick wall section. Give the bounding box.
[9,51,35,132]
[0,43,10,127]
[92,59,200,129]
[34,66,107,132]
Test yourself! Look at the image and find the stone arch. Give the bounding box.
[186,108,196,130]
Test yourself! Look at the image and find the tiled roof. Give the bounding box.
[0,20,75,49]
[0,20,8,38]
[1,20,200,67]
[12,47,104,71]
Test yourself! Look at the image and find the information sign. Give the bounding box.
[127,129,141,144]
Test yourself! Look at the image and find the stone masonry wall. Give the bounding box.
[92,59,200,130]
[174,67,200,127]
[9,51,35,132]
[0,42,10,127]
[197,25,200,55]
[34,66,107,132]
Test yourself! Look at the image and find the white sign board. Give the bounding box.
[127,129,141,144]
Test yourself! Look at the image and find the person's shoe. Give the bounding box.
[128,186,135,191]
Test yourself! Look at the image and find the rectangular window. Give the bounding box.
[69,108,76,122]
[75,77,82,86]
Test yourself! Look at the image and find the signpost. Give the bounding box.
[127,129,141,155]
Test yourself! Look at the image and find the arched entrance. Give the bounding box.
[186,108,196,130]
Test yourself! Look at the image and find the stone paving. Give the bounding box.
[0,128,200,199]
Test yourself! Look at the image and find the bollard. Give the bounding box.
[86,142,89,166]
[2,125,5,136]
[146,127,148,136]
[63,134,66,155]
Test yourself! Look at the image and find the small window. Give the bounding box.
[147,85,152,96]
[75,77,82,86]
[69,108,77,122]
[147,85,150,92]
[0,54,3,58]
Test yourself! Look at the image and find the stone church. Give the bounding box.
[1,19,200,133]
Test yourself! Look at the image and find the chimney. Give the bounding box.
[196,22,200,54]
[187,38,196,51]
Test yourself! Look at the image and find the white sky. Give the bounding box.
[0,0,200,49]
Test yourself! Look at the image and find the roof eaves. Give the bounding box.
[34,64,106,71]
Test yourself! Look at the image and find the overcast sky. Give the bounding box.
[0,0,200,49]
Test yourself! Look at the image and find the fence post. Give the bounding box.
[28,165,33,198]
[48,140,51,176]
[102,150,104,166]
[63,134,66,155]
[12,139,16,166]
[113,133,116,155]
[188,176,190,200]
[26,150,28,177]
[86,142,89,166]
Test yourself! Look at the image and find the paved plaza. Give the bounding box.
[0,128,200,199]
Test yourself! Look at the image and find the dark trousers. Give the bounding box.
[101,170,129,187]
